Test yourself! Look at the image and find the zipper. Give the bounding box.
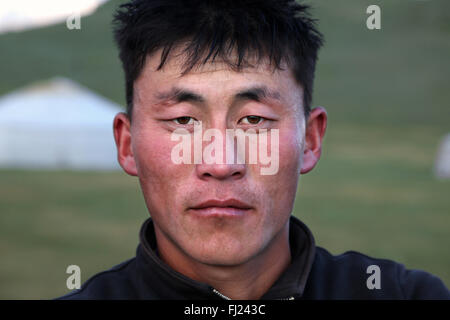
[278,296,295,300]
[212,288,232,300]
[212,288,295,300]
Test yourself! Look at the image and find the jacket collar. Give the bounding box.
[135,215,316,299]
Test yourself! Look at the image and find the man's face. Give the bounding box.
[118,50,308,266]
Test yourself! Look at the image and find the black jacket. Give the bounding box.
[59,216,450,300]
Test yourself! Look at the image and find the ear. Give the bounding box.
[113,112,138,176]
[300,106,327,174]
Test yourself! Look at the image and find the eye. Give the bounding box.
[173,116,197,125]
[240,115,264,125]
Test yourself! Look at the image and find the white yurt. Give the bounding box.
[434,133,450,179]
[0,0,109,34]
[0,77,123,170]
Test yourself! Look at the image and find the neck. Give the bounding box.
[155,222,291,300]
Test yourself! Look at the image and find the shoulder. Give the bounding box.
[56,258,137,300]
[304,247,450,299]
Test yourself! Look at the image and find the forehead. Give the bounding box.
[134,47,303,105]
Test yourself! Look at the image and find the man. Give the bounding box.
[60,0,449,299]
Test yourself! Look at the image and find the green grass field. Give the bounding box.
[0,0,449,299]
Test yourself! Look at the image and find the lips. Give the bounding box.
[188,199,252,217]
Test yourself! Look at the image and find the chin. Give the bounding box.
[196,253,252,267]
[188,238,259,267]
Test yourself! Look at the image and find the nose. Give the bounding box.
[196,162,246,180]
[193,120,247,180]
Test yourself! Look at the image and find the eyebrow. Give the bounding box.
[154,85,282,107]
[234,86,282,104]
[154,87,205,104]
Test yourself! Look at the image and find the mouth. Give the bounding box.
[188,199,253,217]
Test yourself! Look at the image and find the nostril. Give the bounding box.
[196,163,246,180]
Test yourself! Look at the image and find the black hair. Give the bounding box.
[113,0,323,120]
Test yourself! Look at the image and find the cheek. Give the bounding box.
[134,129,171,175]
[132,127,189,211]
[254,125,303,177]
[279,127,303,171]
[242,128,302,245]
[258,127,302,213]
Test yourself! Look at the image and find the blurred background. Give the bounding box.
[0,0,449,299]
